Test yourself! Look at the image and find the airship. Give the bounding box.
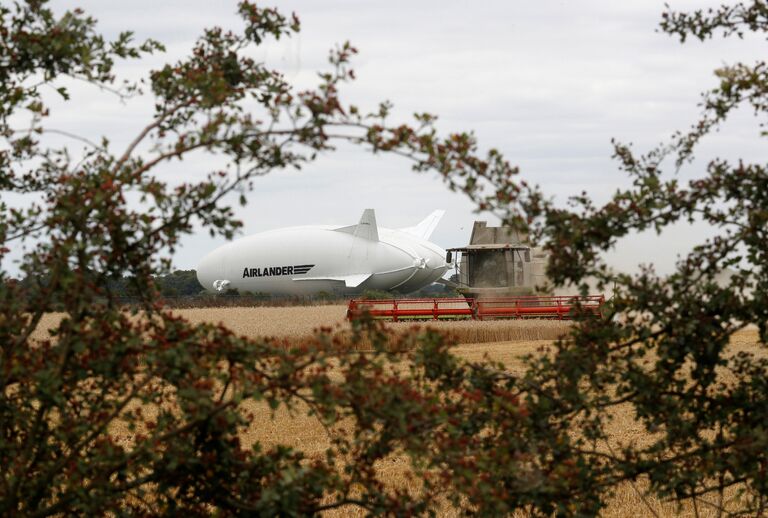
[196,209,451,295]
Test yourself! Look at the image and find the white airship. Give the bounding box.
[196,209,451,295]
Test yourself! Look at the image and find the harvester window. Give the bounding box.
[471,250,508,288]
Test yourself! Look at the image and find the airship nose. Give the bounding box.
[196,249,224,292]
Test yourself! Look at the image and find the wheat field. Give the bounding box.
[175,304,573,345]
[26,307,767,516]
[173,308,766,516]
[30,304,573,346]
[238,328,766,517]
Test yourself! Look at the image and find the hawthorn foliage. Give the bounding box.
[453,1,768,515]
[0,1,766,517]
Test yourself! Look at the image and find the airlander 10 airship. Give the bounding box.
[196,209,451,295]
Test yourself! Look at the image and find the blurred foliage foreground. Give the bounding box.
[1,1,767,515]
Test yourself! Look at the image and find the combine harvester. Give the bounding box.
[347,220,606,322]
[347,294,605,322]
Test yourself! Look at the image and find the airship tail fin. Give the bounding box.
[400,210,445,240]
[334,208,379,241]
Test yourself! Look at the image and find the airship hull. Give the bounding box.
[196,210,450,296]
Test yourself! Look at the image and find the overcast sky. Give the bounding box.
[10,1,767,276]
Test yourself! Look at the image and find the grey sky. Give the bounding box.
[10,1,767,277]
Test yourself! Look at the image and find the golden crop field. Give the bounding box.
[27,307,766,516]
[175,304,573,345]
[234,327,765,518]
[30,304,573,347]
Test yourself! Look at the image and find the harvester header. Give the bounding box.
[347,295,605,322]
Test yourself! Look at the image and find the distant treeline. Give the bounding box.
[6,269,207,306]
[7,270,458,308]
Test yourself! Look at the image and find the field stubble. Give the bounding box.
[239,329,765,518]
[175,304,572,347]
[170,307,768,516]
[28,306,766,516]
[31,304,572,347]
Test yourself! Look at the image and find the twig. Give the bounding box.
[113,98,196,174]
[9,127,102,150]
[604,440,661,518]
